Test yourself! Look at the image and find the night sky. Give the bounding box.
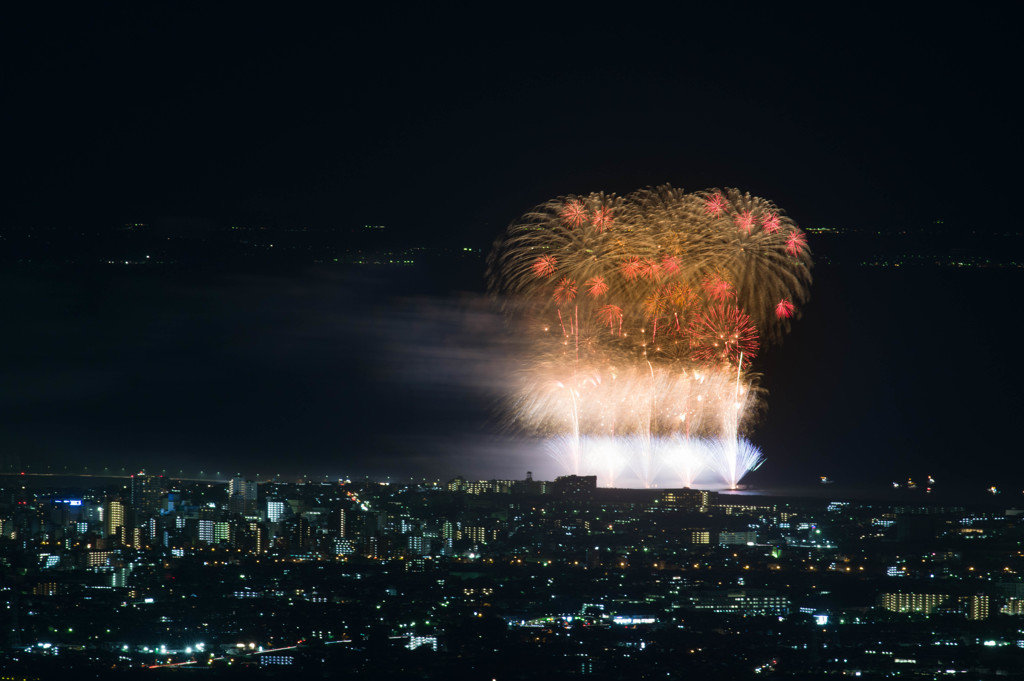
[3,6,1021,490]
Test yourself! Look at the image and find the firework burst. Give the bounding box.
[560,199,588,227]
[775,298,795,319]
[488,184,811,488]
[688,305,760,365]
[586,276,609,298]
[553,277,577,305]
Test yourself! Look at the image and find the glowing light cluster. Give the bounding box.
[545,434,764,489]
[488,185,812,488]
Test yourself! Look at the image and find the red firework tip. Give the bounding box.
[585,276,608,298]
[592,206,614,231]
[640,258,662,281]
[702,273,735,301]
[775,298,795,319]
[620,256,642,281]
[560,200,588,227]
[785,231,807,256]
[531,255,557,278]
[553,277,577,304]
[705,193,727,216]
[762,212,781,233]
[597,304,623,330]
[735,210,755,233]
[660,255,681,274]
[689,305,760,364]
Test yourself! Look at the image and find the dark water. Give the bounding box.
[0,262,1019,488]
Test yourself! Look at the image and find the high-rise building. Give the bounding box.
[339,507,352,540]
[969,594,990,620]
[463,526,487,544]
[266,500,286,523]
[105,500,125,538]
[247,521,267,554]
[229,478,259,517]
[130,473,164,521]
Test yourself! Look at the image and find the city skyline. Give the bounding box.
[5,469,1024,676]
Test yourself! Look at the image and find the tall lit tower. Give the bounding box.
[130,472,163,522]
[105,500,125,538]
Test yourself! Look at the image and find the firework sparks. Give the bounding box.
[689,305,760,365]
[620,256,643,281]
[597,304,623,333]
[775,298,795,319]
[702,273,735,302]
[640,258,662,281]
[560,199,588,227]
[531,255,557,278]
[553,277,577,304]
[704,192,727,216]
[592,206,614,231]
[585,276,609,298]
[488,184,811,488]
[785,231,807,256]
[661,255,681,274]
[735,210,755,233]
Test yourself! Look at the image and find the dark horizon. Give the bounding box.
[5,6,1020,238]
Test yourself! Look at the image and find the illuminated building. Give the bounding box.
[442,520,459,541]
[87,551,113,567]
[969,595,990,620]
[246,521,267,553]
[719,531,756,545]
[880,593,950,614]
[266,500,286,523]
[463,526,488,544]
[130,473,164,521]
[407,535,429,555]
[333,508,346,537]
[32,582,57,596]
[552,475,597,498]
[105,500,125,538]
[228,477,258,517]
[688,590,790,616]
[1001,598,1024,616]
[661,488,717,512]
[405,635,438,651]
